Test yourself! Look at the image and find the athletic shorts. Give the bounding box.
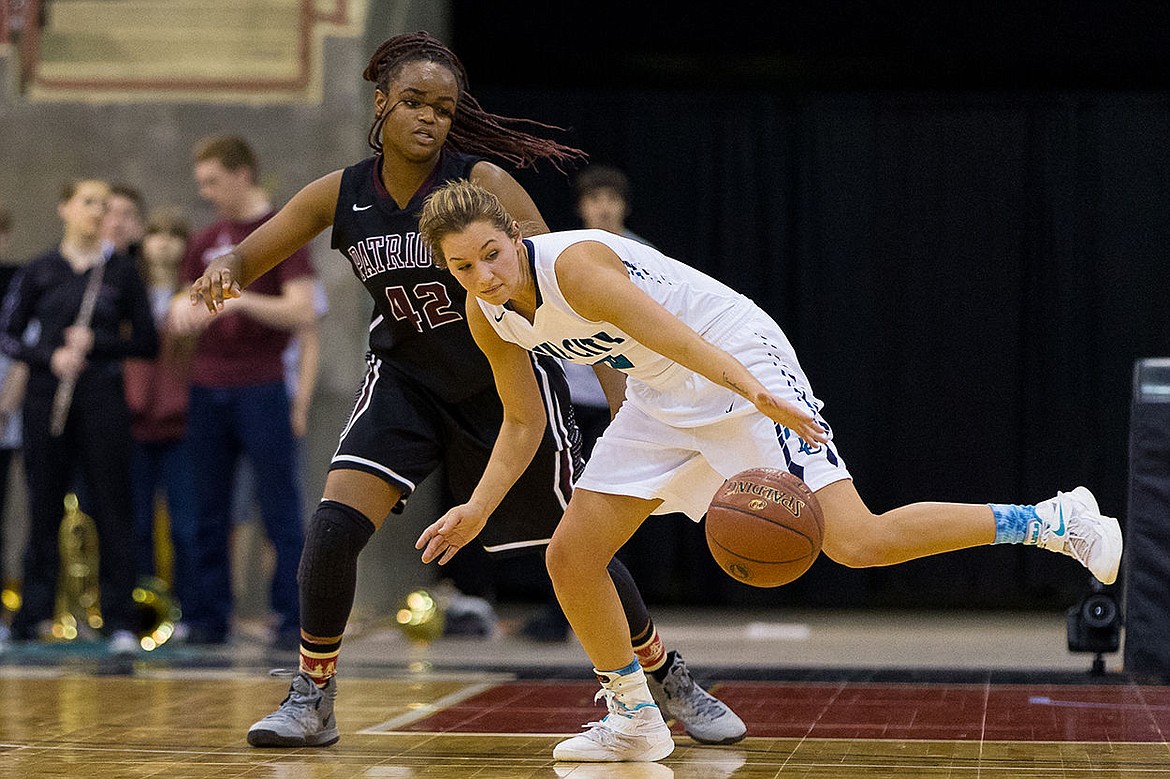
[575,321,850,520]
[331,352,583,553]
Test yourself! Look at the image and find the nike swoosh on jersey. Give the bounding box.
[352,203,374,211]
[493,312,506,322]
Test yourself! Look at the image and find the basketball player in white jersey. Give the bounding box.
[413,179,1123,763]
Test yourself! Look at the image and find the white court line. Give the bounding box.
[359,730,578,738]
[1030,695,1170,712]
[132,667,515,683]
[0,667,72,679]
[664,622,811,641]
[359,681,506,733]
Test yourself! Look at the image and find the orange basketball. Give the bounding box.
[705,467,825,588]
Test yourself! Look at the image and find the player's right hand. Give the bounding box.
[416,503,489,565]
[753,391,829,446]
[167,292,216,335]
[190,261,242,314]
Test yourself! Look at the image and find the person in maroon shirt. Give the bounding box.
[170,135,317,648]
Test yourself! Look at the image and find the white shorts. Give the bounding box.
[575,325,850,520]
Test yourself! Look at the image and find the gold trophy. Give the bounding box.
[52,493,179,649]
[53,493,103,640]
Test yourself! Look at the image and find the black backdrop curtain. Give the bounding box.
[475,88,1170,609]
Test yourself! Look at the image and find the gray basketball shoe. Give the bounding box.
[247,671,340,747]
[646,651,746,745]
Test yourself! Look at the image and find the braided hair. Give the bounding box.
[362,31,586,171]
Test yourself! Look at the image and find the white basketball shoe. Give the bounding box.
[554,666,675,762]
[1031,486,1123,585]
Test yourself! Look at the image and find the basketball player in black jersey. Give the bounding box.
[189,32,746,749]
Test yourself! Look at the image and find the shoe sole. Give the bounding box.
[552,739,675,762]
[247,729,340,748]
[1093,515,1123,586]
[1067,487,1123,585]
[687,728,747,745]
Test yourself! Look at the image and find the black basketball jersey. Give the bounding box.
[331,150,492,403]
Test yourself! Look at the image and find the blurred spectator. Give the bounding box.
[0,204,25,645]
[0,179,158,654]
[228,276,325,624]
[574,164,654,246]
[169,135,316,649]
[123,207,197,624]
[283,278,327,440]
[101,184,146,257]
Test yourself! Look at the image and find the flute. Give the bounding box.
[49,260,106,437]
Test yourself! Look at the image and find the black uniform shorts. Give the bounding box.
[331,352,584,553]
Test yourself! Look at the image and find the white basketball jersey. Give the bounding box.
[481,229,771,426]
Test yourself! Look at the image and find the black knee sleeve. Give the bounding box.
[297,500,376,638]
[607,556,651,640]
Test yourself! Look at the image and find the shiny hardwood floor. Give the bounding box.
[2,665,1169,778]
[0,605,1162,777]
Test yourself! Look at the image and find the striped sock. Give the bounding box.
[300,635,343,686]
[633,624,669,677]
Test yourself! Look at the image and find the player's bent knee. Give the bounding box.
[820,496,888,568]
[544,536,572,583]
[297,500,376,592]
[545,534,603,585]
[822,537,890,569]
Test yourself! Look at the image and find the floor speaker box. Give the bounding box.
[1124,358,1170,678]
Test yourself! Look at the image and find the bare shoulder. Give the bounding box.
[554,240,629,318]
[468,160,516,190]
[464,293,504,350]
[284,169,344,223]
[468,161,549,234]
[299,169,344,204]
[557,240,625,280]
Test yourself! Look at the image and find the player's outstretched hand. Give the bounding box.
[416,504,489,565]
[753,391,829,446]
[190,262,242,314]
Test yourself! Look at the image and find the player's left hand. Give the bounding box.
[416,503,489,565]
[753,391,829,446]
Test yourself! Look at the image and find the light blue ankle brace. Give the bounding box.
[600,658,642,677]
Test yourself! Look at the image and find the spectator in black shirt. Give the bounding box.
[0,179,158,654]
[0,204,23,646]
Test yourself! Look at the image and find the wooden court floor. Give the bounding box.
[2,665,1169,778]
